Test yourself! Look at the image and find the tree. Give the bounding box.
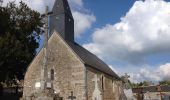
[130,81,154,88]
[159,80,170,86]
[0,1,43,85]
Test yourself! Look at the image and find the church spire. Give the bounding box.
[50,0,74,42]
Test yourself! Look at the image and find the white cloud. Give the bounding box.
[68,0,83,7]
[73,11,96,37]
[3,0,95,37]
[3,0,55,13]
[158,63,170,80]
[127,63,170,83]
[109,65,119,74]
[83,0,170,64]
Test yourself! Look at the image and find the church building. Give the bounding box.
[23,0,123,100]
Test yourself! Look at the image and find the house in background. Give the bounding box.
[132,85,170,100]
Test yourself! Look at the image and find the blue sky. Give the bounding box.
[3,0,170,83]
[78,0,170,82]
[76,0,135,44]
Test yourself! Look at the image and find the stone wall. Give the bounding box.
[23,32,86,100]
[114,81,124,100]
[86,66,120,100]
[23,31,121,100]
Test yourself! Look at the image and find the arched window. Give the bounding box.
[51,69,54,81]
[101,75,105,91]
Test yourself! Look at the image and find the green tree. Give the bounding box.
[159,80,170,86]
[130,81,154,88]
[0,1,43,85]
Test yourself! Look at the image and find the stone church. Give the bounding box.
[23,0,123,100]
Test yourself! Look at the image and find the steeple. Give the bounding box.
[50,0,74,42]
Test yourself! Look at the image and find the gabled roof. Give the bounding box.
[66,41,120,80]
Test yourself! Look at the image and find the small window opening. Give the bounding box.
[101,75,104,91]
[51,69,54,80]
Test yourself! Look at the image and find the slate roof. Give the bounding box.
[52,0,73,18]
[66,41,120,80]
[132,86,170,93]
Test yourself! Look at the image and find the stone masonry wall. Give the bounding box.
[23,32,86,100]
[86,66,119,100]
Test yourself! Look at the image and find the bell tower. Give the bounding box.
[50,0,74,42]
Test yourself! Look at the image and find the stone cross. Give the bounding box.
[123,73,130,89]
[40,6,53,90]
[92,74,102,100]
[124,73,130,83]
[68,91,76,100]
[92,74,100,89]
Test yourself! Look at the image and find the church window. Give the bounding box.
[51,69,54,80]
[101,75,105,91]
